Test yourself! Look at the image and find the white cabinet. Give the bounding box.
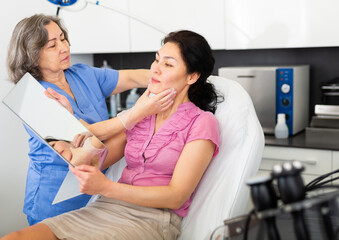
[128,0,225,52]
[261,146,332,185]
[333,151,339,169]
[225,0,339,49]
[55,0,339,53]
[332,151,339,185]
[59,0,130,54]
[57,0,225,53]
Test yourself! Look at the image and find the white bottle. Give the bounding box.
[126,88,140,109]
[101,60,111,69]
[274,113,289,139]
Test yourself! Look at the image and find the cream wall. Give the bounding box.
[0,1,92,236]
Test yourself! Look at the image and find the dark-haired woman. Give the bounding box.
[2,30,223,240]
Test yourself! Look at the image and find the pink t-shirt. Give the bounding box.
[118,102,220,217]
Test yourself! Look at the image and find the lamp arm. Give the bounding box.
[88,0,167,35]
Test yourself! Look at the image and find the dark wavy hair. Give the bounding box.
[162,30,223,113]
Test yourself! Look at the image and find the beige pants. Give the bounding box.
[42,196,182,240]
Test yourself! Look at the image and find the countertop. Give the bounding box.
[265,131,339,151]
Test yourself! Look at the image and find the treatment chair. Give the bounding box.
[103,76,265,240]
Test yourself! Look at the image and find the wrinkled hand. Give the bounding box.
[134,87,176,117]
[45,88,74,115]
[73,131,93,148]
[117,87,176,130]
[69,164,110,195]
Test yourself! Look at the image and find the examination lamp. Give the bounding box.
[46,0,167,34]
[48,0,77,7]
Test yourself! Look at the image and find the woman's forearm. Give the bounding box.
[102,181,187,210]
[87,117,125,141]
[114,69,150,94]
[100,132,126,170]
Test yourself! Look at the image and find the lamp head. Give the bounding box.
[47,0,78,6]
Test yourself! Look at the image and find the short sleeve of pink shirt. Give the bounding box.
[186,111,220,157]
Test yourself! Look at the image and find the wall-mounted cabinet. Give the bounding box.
[224,0,339,49]
[128,0,225,52]
[57,0,225,53]
[58,0,339,53]
[59,0,130,54]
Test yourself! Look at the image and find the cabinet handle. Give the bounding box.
[262,157,317,166]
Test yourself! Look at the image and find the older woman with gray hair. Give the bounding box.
[6,14,175,226]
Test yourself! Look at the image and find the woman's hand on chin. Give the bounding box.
[117,87,176,130]
[134,87,177,117]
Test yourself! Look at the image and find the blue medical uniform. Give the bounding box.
[23,63,119,225]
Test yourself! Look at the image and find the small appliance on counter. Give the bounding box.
[306,104,339,142]
[218,65,310,135]
[312,105,339,127]
[321,77,339,105]
[306,77,339,142]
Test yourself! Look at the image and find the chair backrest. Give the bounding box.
[101,76,265,240]
[178,76,264,240]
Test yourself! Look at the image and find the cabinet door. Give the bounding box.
[261,146,332,177]
[128,0,225,52]
[332,151,339,185]
[225,0,339,49]
[333,151,339,169]
[59,0,130,54]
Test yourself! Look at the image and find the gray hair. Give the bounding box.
[7,14,70,83]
